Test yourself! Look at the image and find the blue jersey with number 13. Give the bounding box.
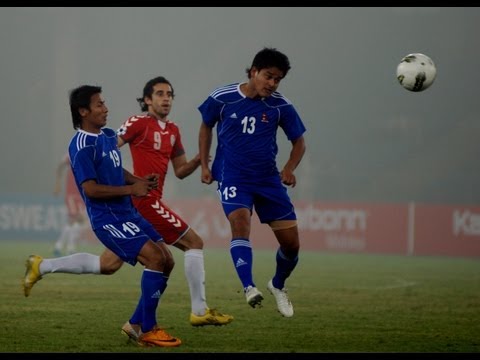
[198,82,306,181]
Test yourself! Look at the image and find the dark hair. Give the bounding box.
[245,47,291,79]
[137,76,175,111]
[69,85,102,130]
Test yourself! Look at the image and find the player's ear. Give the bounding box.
[79,108,89,117]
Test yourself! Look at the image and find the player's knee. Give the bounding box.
[181,229,204,250]
[164,254,175,274]
[101,261,122,275]
[100,252,123,275]
[154,248,175,274]
[228,209,250,224]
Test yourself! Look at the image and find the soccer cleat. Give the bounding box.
[121,321,140,342]
[138,326,182,347]
[23,255,43,297]
[267,279,294,317]
[190,308,234,326]
[244,285,264,308]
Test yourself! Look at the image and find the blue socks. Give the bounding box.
[272,248,298,289]
[230,238,254,289]
[130,269,168,333]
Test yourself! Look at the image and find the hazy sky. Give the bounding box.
[0,7,479,204]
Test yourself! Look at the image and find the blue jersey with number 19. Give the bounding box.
[68,127,138,230]
[198,83,306,181]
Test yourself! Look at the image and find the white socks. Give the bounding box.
[39,253,101,275]
[184,249,207,315]
[37,249,209,316]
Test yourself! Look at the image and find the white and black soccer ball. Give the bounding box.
[396,53,437,92]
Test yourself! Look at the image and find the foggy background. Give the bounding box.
[1,7,479,205]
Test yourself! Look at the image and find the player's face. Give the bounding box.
[146,83,173,120]
[252,67,284,98]
[81,93,108,131]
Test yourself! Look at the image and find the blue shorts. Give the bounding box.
[216,175,297,223]
[93,214,163,266]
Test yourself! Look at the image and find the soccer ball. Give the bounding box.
[396,53,437,92]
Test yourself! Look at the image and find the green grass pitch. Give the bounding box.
[1,240,479,353]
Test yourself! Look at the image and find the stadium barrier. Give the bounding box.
[0,194,478,257]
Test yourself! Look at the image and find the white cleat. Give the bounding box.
[121,321,140,342]
[244,285,264,308]
[267,279,294,317]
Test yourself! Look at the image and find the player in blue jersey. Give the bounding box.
[198,47,306,318]
[25,85,181,347]
[23,78,232,340]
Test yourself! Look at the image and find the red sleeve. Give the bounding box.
[171,124,185,159]
[117,115,145,143]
